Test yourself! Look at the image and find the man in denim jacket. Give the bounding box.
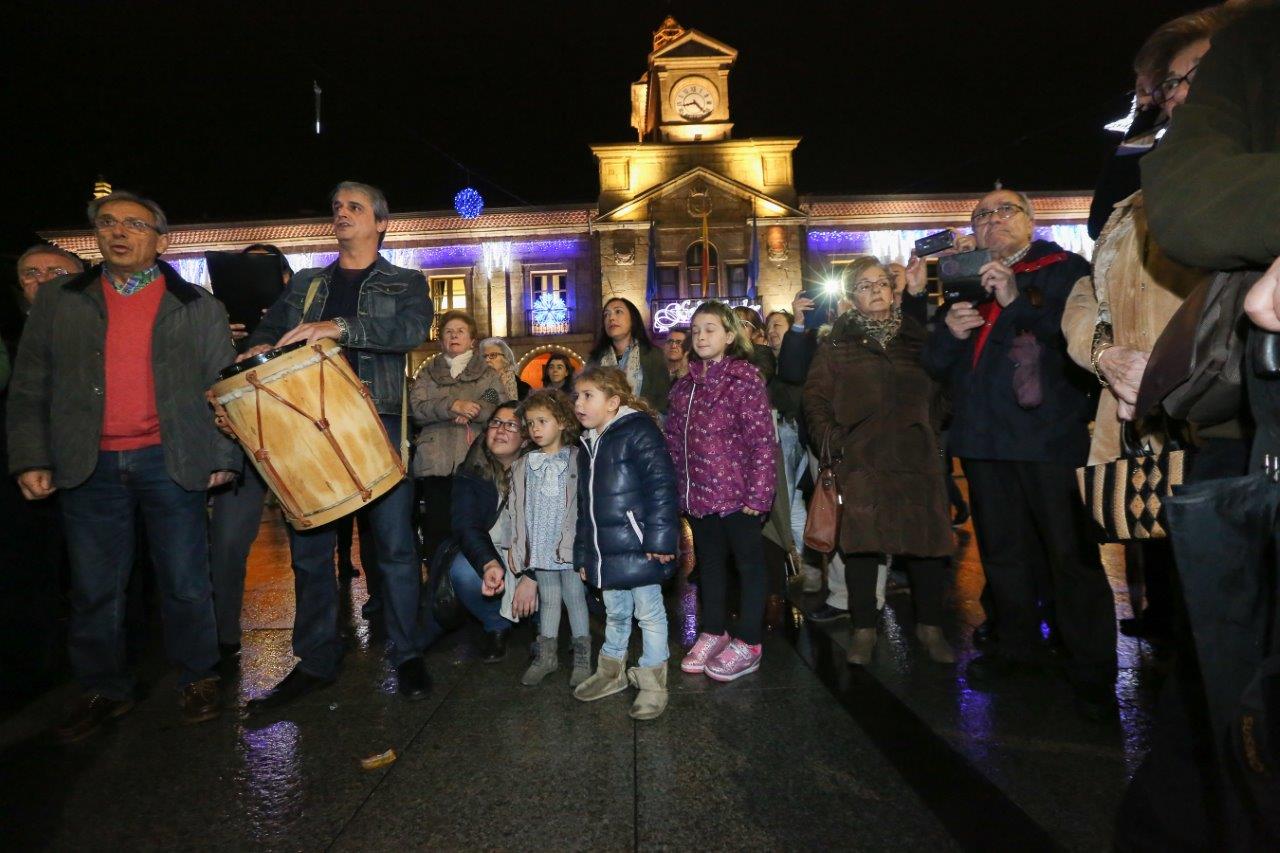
[241,181,434,708]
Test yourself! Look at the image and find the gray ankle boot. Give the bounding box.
[573,654,628,702]
[569,636,592,688]
[521,636,560,686]
[626,662,668,721]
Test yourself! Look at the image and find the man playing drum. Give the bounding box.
[239,181,434,708]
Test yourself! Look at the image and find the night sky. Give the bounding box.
[4,0,1211,252]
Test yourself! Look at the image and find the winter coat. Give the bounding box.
[6,262,240,490]
[1061,193,1207,464]
[804,312,953,558]
[664,356,777,517]
[588,343,672,414]
[410,352,506,477]
[448,437,509,577]
[922,240,1095,466]
[507,446,579,576]
[575,408,679,590]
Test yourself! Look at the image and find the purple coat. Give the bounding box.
[664,356,777,518]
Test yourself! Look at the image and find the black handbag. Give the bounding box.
[425,540,466,632]
[1076,420,1186,542]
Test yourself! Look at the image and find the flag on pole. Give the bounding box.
[645,221,658,305]
[747,215,760,301]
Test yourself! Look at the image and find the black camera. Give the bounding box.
[913,229,956,257]
[939,249,994,306]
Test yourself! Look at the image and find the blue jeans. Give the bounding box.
[286,415,422,678]
[450,550,515,633]
[60,445,219,698]
[601,584,668,667]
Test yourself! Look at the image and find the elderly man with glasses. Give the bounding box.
[923,188,1118,721]
[6,190,239,741]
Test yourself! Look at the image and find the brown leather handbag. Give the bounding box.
[1135,270,1258,425]
[803,431,843,554]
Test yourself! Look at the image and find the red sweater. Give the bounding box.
[100,277,164,450]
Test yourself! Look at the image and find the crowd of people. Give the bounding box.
[2,2,1278,847]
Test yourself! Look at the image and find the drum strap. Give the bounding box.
[302,276,323,319]
[400,354,410,469]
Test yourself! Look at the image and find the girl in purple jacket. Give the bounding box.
[664,301,777,681]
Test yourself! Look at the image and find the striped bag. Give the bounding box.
[1076,424,1186,542]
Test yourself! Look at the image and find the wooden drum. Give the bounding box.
[209,339,405,530]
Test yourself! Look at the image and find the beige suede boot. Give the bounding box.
[626,662,668,721]
[573,654,628,702]
[846,628,877,666]
[915,625,956,663]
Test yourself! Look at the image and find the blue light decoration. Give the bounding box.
[531,291,570,335]
[453,187,484,219]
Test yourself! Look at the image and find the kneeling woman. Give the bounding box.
[428,402,533,662]
[803,257,956,666]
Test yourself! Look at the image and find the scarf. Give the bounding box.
[526,447,570,496]
[600,341,644,398]
[444,348,473,379]
[104,264,161,296]
[851,305,902,348]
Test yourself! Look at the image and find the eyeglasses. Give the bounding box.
[92,216,159,235]
[971,203,1026,226]
[852,279,892,295]
[487,418,522,433]
[1152,62,1199,106]
[482,352,505,361]
[665,338,685,347]
[20,266,71,281]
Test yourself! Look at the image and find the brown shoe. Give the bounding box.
[55,694,135,744]
[180,677,222,725]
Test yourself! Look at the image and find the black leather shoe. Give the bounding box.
[972,620,998,648]
[396,657,432,700]
[246,666,335,714]
[480,630,509,663]
[965,652,1037,686]
[807,604,849,624]
[55,694,135,744]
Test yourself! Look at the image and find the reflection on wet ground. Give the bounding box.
[0,473,1162,850]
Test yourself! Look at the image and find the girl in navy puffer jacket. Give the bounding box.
[571,366,678,721]
[665,301,777,682]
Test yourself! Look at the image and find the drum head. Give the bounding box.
[219,340,309,381]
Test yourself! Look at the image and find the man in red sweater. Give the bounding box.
[7,191,239,742]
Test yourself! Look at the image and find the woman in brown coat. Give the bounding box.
[804,257,955,666]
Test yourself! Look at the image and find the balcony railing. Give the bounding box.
[526,292,573,336]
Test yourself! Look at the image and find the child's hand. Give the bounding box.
[481,561,505,596]
[742,508,762,516]
[647,552,675,564]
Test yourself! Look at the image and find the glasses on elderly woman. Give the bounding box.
[852,279,893,295]
[487,417,522,433]
[971,203,1026,227]
[1152,62,1199,107]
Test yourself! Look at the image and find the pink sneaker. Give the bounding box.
[681,632,730,674]
[705,639,762,682]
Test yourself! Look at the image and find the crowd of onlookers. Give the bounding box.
[2,2,1278,846]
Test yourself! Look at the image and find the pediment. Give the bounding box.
[596,166,802,222]
[650,30,738,63]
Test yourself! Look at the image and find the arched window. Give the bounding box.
[685,241,718,297]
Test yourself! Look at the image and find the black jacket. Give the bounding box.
[922,241,1095,465]
[448,439,507,576]
[6,261,239,490]
[575,409,679,590]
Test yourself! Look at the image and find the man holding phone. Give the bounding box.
[923,188,1116,721]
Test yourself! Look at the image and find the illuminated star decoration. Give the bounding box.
[454,187,485,219]
[532,291,569,327]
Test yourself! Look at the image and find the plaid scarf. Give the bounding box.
[104,264,161,296]
[851,305,903,348]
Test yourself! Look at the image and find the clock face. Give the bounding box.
[672,77,716,121]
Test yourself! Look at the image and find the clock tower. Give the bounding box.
[630,16,737,143]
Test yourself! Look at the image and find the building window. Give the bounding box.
[428,275,467,339]
[725,263,748,298]
[657,265,679,300]
[685,242,718,297]
[529,270,570,335]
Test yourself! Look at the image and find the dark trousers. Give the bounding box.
[962,458,1116,686]
[207,459,268,645]
[286,415,422,678]
[844,553,947,629]
[688,511,767,645]
[60,446,219,699]
[416,475,454,570]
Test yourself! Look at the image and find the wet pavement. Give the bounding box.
[0,478,1161,851]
